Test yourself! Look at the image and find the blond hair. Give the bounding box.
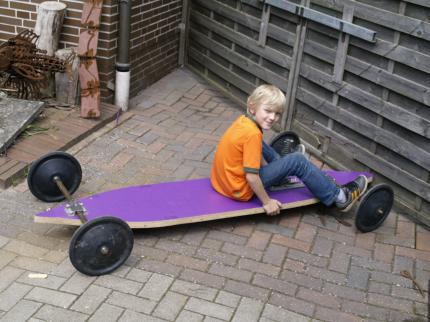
[247,85,286,115]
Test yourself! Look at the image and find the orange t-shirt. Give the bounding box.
[211,115,262,201]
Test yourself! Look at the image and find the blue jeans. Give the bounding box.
[260,141,339,206]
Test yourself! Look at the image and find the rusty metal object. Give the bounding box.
[0,30,67,99]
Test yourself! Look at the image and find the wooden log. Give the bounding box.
[34,1,67,56]
[55,47,79,106]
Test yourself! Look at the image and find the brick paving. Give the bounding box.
[0,67,429,321]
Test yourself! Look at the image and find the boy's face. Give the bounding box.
[249,106,281,130]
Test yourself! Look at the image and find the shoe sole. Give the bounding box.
[340,175,369,213]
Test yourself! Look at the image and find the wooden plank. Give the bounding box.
[313,122,430,202]
[0,161,27,189]
[189,47,255,94]
[190,29,288,90]
[283,0,309,130]
[298,64,430,139]
[257,4,271,47]
[178,0,190,65]
[191,10,292,69]
[296,87,430,171]
[265,0,376,42]
[312,0,430,41]
[342,31,429,74]
[191,10,430,137]
[301,39,430,106]
[403,0,430,8]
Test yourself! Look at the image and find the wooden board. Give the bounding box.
[35,170,372,228]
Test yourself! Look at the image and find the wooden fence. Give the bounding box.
[186,0,430,226]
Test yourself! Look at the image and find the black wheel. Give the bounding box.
[27,151,82,202]
[355,184,394,233]
[270,131,300,156]
[69,216,134,276]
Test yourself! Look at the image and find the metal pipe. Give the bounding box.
[115,0,132,111]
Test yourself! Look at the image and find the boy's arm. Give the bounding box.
[246,172,282,216]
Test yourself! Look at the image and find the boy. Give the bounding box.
[211,85,368,216]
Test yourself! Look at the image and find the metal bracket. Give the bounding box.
[65,201,88,223]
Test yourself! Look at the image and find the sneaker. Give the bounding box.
[336,175,368,212]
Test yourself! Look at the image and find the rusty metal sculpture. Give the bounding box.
[0,30,67,99]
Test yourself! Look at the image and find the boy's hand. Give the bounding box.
[263,199,282,216]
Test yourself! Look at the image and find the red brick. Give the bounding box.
[272,235,311,252]
[373,243,394,263]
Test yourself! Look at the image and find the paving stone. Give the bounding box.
[195,247,238,266]
[119,310,167,322]
[0,236,9,248]
[0,299,41,322]
[71,285,111,314]
[232,297,264,322]
[323,282,366,302]
[346,266,370,290]
[269,292,315,317]
[262,303,310,322]
[166,253,209,271]
[139,273,174,300]
[0,250,17,270]
[262,244,286,266]
[224,280,269,301]
[221,242,263,261]
[246,230,271,250]
[60,272,96,294]
[215,291,241,308]
[87,303,124,322]
[253,273,297,296]
[176,310,204,322]
[0,266,25,292]
[35,304,89,321]
[281,270,323,291]
[288,249,329,268]
[136,258,182,277]
[185,298,234,321]
[126,268,152,283]
[95,274,142,295]
[314,306,362,322]
[209,262,253,283]
[0,282,32,311]
[106,291,156,314]
[171,280,217,301]
[238,258,280,277]
[367,293,414,312]
[180,269,225,289]
[17,272,66,290]
[25,287,77,308]
[153,291,188,320]
[305,266,346,285]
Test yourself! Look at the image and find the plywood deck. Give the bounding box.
[0,103,120,188]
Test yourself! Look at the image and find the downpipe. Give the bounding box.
[115,0,132,111]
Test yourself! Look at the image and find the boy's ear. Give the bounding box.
[248,105,256,115]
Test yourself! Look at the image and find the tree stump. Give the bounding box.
[34,1,67,56]
[55,47,79,105]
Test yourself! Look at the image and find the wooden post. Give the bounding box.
[34,1,67,56]
[55,47,79,105]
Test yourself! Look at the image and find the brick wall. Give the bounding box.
[0,0,182,102]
